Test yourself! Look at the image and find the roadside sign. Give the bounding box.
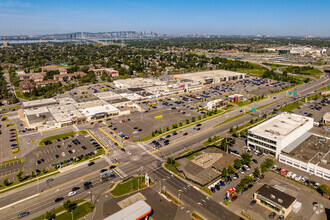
[252,108,256,112]
[145,173,149,187]
[293,92,297,96]
[155,115,163,119]
[288,91,292,95]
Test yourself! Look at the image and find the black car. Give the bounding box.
[252,159,258,164]
[84,181,92,189]
[88,162,95,167]
[210,187,215,193]
[121,148,126,152]
[35,169,41,175]
[55,197,64,203]
[250,200,256,205]
[215,184,220,190]
[109,165,116,169]
[18,211,30,218]
[100,169,107,173]
[72,186,80,191]
[269,212,276,219]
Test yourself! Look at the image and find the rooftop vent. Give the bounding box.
[270,194,275,199]
[278,198,283,203]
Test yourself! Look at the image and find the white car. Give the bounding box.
[68,191,76,197]
[133,131,138,134]
[62,152,66,157]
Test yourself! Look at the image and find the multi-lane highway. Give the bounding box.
[0,76,327,219]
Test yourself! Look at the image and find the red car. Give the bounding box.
[68,144,72,148]
[183,132,188,136]
[122,120,125,123]
[10,132,15,135]
[231,196,238,201]
[124,136,129,139]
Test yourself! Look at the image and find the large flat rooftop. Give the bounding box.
[284,135,330,170]
[173,70,245,82]
[250,113,313,140]
[22,98,58,108]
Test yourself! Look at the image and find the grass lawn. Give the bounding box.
[31,139,36,143]
[32,200,88,220]
[1,158,24,165]
[182,151,200,160]
[191,212,205,220]
[15,87,35,100]
[7,123,15,127]
[38,131,76,146]
[279,102,302,112]
[236,68,266,75]
[179,149,191,156]
[164,161,184,178]
[301,68,323,76]
[79,130,88,135]
[55,202,94,220]
[110,176,150,197]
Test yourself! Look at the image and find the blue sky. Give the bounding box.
[0,0,329,36]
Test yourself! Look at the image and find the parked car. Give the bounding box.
[231,196,238,201]
[250,200,256,205]
[88,162,95,167]
[55,197,64,203]
[269,212,276,219]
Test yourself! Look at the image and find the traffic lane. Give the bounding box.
[0,159,109,208]
[159,94,310,157]
[152,167,240,220]
[2,172,116,220]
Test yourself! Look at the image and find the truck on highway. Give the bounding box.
[100,170,115,182]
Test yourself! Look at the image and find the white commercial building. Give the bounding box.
[206,99,223,110]
[247,113,314,157]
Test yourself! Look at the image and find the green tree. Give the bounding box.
[9,94,19,104]
[249,119,254,124]
[179,122,183,126]
[166,126,170,131]
[203,114,207,118]
[3,178,10,186]
[264,158,275,167]
[260,163,268,172]
[241,153,252,164]
[234,159,242,169]
[42,168,46,174]
[158,128,163,134]
[229,127,233,133]
[208,137,212,142]
[186,119,190,124]
[16,170,24,182]
[63,199,77,212]
[54,162,58,169]
[191,117,196,122]
[232,138,236,144]
[253,168,260,178]
[172,123,178,129]
[166,157,174,165]
[221,168,227,177]
[317,184,330,195]
[228,165,235,174]
[30,170,35,178]
[45,211,54,220]
[198,115,202,120]
[213,136,217,142]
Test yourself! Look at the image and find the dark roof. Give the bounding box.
[255,184,296,209]
[128,88,145,92]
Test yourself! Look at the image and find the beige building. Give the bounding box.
[254,184,297,217]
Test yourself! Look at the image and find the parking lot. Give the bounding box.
[106,101,203,141]
[228,171,328,220]
[292,96,329,122]
[0,132,102,183]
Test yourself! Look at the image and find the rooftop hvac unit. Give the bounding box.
[321,159,327,164]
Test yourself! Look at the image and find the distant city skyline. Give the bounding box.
[0,0,329,37]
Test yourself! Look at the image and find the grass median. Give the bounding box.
[38,131,76,146]
[1,157,24,165]
[110,176,151,197]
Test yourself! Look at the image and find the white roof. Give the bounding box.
[22,98,58,108]
[74,100,118,117]
[249,113,313,140]
[105,200,152,220]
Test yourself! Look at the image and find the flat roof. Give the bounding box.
[284,135,330,169]
[255,184,296,209]
[173,70,245,82]
[105,200,152,220]
[48,105,85,123]
[93,91,122,101]
[22,98,58,108]
[249,113,313,140]
[74,100,119,117]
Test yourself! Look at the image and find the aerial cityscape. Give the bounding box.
[0,0,329,220]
